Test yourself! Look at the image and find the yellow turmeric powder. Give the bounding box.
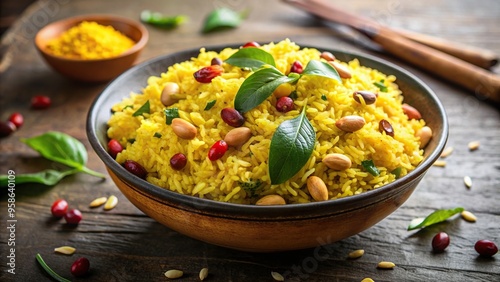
[46,21,135,60]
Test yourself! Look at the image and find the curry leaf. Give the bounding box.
[302,60,341,82]
[202,7,247,33]
[361,160,380,176]
[269,107,316,184]
[234,67,299,113]
[0,169,79,187]
[407,207,464,230]
[140,10,187,29]
[133,100,150,117]
[164,108,179,125]
[225,47,276,70]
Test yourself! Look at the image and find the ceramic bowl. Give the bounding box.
[87,45,448,252]
[35,14,148,82]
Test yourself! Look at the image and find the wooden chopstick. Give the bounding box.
[284,0,500,103]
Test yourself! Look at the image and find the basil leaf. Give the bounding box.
[204,100,216,111]
[234,67,299,113]
[133,100,150,117]
[361,160,380,176]
[202,7,247,33]
[164,108,179,125]
[407,207,464,230]
[140,10,187,29]
[225,48,276,70]
[1,169,78,186]
[269,107,316,184]
[302,60,341,82]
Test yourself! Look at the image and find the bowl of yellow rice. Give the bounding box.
[87,39,448,252]
[35,14,148,82]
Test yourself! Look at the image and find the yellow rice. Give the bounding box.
[107,39,425,204]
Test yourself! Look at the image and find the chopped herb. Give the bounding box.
[123,105,133,110]
[153,132,162,138]
[202,7,248,33]
[127,138,136,144]
[204,100,216,111]
[239,179,262,197]
[361,160,380,176]
[164,108,179,125]
[132,100,150,117]
[391,167,402,178]
[407,207,464,230]
[289,90,298,99]
[36,253,71,282]
[140,10,187,29]
[321,94,327,101]
[374,79,388,92]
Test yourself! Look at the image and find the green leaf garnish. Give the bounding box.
[204,100,216,111]
[302,60,341,82]
[132,100,150,117]
[321,94,327,101]
[407,207,464,230]
[225,47,276,70]
[374,79,388,92]
[234,67,299,113]
[140,10,187,29]
[36,253,71,282]
[361,160,380,176]
[239,179,262,197]
[153,132,162,138]
[269,106,316,184]
[391,167,402,178]
[164,108,179,125]
[202,7,248,33]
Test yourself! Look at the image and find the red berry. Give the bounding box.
[64,209,82,225]
[221,108,245,127]
[71,257,90,277]
[208,140,228,161]
[107,139,123,159]
[211,57,223,66]
[51,199,69,218]
[194,65,224,83]
[170,153,187,170]
[276,96,294,113]
[8,112,24,128]
[123,160,147,179]
[0,121,16,138]
[242,41,260,48]
[431,232,450,252]
[290,61,304,74]
[474,240,498,257]
[31,95,51,109]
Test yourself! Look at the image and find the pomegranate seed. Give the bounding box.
[431,232,450,252]
[107,139,123,159]
[0,121,16,138]
[242,41,260,48]
[379,119,394,137]
[31,95,51,109]
[276,96,294,113]
[290,61,304,74]
[170,153,187,170]
[208,140,228,161]
[64,209,82,225]
[71,257,90,277]
[194,65,224,83]
[475,240,498,257]
[123,160,147,179]
[211,57,223,66]
[221,108,245,127]
[51,199,69,218]
[8,112,24,128]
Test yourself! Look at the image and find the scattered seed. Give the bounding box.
[164,269,183,279]
[348,249,365,259]
[271,271,285,281]
[475,240,498,257]
[89,197,107,208]
[440,147,454,158]
[104,195,118,210]
[377,261,395,269]
[433,160,446,167]
[199,267,209,281]
[361,278,375,282]
[468,141,480,151]
[54,246,76,255]
[463,176,472,189]
[461,210,477,222]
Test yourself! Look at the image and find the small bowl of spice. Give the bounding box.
[35,14,148,82]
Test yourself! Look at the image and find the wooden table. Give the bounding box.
[1,0,499,281]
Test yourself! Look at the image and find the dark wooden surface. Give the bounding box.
[1,0,499,281]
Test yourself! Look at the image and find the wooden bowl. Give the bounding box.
[35,14,148,82]
[87,45,448,252]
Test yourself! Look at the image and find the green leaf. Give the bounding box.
[0,169,78,187]
[239,179,262,197]
[269,107,316,184]
[140,10,187,29]
[36,253,71,282]
[132,100,150,117]
[164,108,179,125]
[225,47,276,70]
[407,207,464,230]
[202,7,247,33]
[204,100,216,111]
[361,160,380,176]
[374,79,388,92]
[302,60,341,82]
[153,132,162,138]
[391,167,402,178]
[234,67,299,113]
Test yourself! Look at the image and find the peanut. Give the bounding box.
[256,195,286,206]
[320,51,335,61]
[416,126,432,148]
[307,176,328,201]
[322,153,352,170]
[171,118,197,140]
[353,90,378,105]
[335,115,366,132]
[224,127,252,147]
[402,103,422,120]
[328,61,352,79]
[160,82,180,107]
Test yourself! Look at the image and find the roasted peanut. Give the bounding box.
[171,118,197,140]
[160,82,180,107]
[353,90,377,105]
[256,195,286,206]
[335,115,366,132]
[416,126,432,148]
[322,153,352,170]
[307,176,328,201]
[328,61,351,79]
[224,127,252,147]
[320,51,335,61]
[402,103,422,120]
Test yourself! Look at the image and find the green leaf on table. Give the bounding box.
[225,47,276,70]
[202,7,248,33]
[36,253,71,282]
[140,10,187,29]
[234,67,299,113]
[407,207,464,230]
[302,60,341,82]
[132,100,150,117]
[0,169,78,187]
[269,106,316,185]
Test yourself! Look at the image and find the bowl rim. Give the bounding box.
[34,14,149,62]
[87,43,448,220]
